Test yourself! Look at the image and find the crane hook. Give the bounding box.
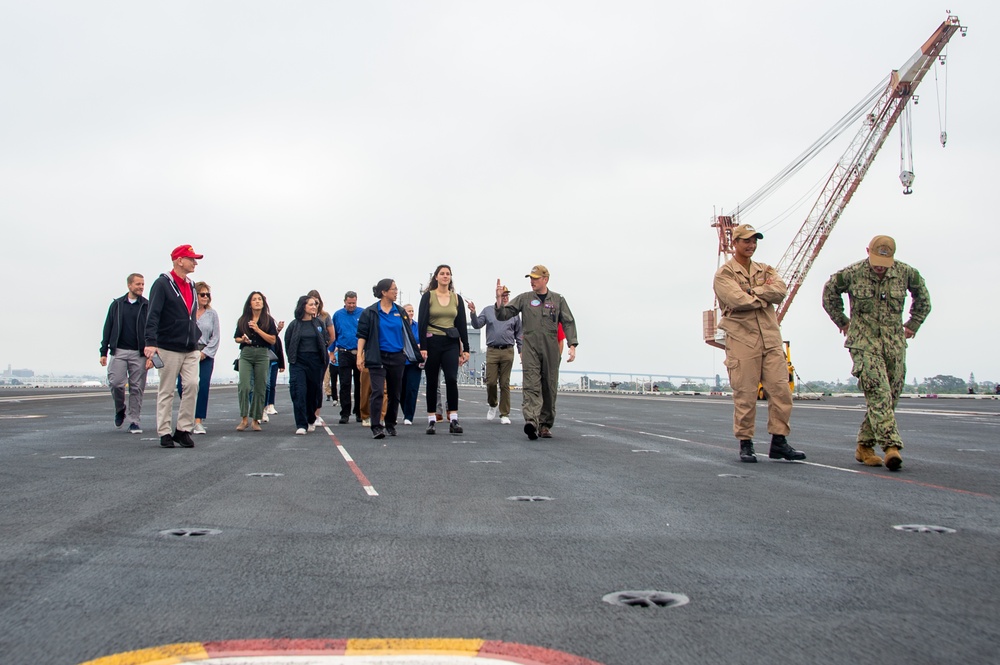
[899,170,915,195]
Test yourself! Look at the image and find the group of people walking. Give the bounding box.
[101,247,580,447]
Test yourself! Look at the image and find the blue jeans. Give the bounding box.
[176,355,213,419]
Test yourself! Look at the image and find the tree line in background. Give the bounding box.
[583,374,1000,396]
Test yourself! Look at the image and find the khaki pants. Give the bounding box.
[358,366,387,422]
[724,338,791,440]
[155,348,199,436]
[485,346,515,416]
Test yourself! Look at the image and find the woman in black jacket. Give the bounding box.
[357,278,420,440]
[417,264,471,435]
[284,295,329,435]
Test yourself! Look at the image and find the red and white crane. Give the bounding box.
[704,13,966,352]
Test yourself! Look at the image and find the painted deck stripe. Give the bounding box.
[325,426,379,496]
[79,638,605,664]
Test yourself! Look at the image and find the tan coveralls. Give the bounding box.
[496,290,577,429]
[713,257,792,441]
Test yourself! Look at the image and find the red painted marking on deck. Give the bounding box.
[325,426,378,496]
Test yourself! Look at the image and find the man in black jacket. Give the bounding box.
[144,245,203,448]
[100,273,152,433]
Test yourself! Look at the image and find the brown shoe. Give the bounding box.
[539,426,552,439]
[236,419,248,432]
[855,444,883,467]
[884,446,902,471]
[251,420,263,432]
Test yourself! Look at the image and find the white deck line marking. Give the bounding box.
[325,425,379,496]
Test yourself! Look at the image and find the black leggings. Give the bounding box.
[423,334,460,413]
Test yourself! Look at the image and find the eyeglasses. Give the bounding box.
[198,293,211,297]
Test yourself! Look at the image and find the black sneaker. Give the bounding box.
[372,427,386,440]
[386,426,397,437]
[426,421,436,435]
[339,416,349,424]
[739,439,757,463]
[159,434,175,448]
[524,422,538,440]
[127,423,143,434]
[768,435,805,461]
[449,419,463,434]
[172,430,195,448]
[115,409,126,428]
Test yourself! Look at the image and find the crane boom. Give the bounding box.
[772,15,963,323]
[703,14,965,350]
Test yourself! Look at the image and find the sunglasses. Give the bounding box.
[198,292,211,297]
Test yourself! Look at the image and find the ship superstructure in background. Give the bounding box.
[704,13,967,353]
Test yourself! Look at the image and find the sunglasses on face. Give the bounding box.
[198,293,211,297]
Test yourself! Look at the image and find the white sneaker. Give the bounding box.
[315,416,325,426]
[295,428,306,435]
[487,406,498,421]
[262,413,269,423]
[403,419,413,425]
[500,416,511,425]
[307,423,316,432]
[265,404,278,415]
[193,423,207,434]
[362,418,371,427]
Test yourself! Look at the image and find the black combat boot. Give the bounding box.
[739,439,757,463]
[769,434,805,460]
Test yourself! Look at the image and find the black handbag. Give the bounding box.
[233,358,239,371]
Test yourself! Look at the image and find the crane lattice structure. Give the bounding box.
[704,14,966,349]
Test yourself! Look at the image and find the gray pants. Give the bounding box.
[107,349,148,426]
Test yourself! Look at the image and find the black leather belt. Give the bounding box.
[488,345,513,350]
[337,347,358,354]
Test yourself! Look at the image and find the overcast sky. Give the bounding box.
[2,1,994,385]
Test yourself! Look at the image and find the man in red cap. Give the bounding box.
[144,245,204,448]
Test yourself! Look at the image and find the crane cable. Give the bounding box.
[732,76,890,220]
[934,44,949,146]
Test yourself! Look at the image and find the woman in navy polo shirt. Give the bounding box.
[356,279,420,440]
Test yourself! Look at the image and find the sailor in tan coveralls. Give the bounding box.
[713,224,806,463]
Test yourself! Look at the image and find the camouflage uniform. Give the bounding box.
[822,259,931,450]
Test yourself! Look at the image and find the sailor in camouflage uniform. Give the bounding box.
[822,235,931,471]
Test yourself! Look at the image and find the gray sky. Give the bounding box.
[2,1,994,384]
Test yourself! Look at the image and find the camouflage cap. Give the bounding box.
[732,224,763,242]
[868,235,896,268]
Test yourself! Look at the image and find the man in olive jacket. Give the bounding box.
[495,265,577,441]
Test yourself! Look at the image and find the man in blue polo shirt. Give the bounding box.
[332,291,362,424]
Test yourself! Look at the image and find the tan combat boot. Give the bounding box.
[855,444,883,467]
[884,446,902,471]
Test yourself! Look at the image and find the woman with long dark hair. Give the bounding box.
[234,291,277,431]
[284,294,330,435]
[417,264,470,435]
[356,279,420,439]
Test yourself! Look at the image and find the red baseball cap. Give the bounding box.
[170,244,204,260]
